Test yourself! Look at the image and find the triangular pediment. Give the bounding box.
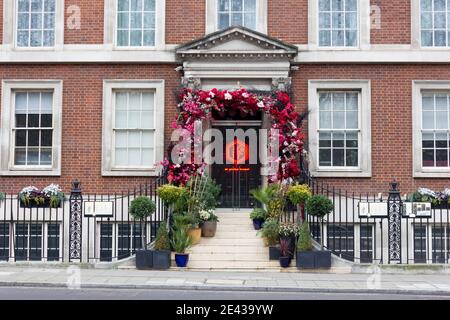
[176,26,298,60]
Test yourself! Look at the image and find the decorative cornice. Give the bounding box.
[176,26,298,60]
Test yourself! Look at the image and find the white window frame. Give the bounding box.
[308,80,372,177]
[104,0,165,50]
[412,0,450,49]
[308,0,370,50]
[102,80,164,176]
[412,81,450,177]
[3,0,64,50]
[205,0,267,34]
[0,80,63,176]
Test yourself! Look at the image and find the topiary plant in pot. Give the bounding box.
[152,222,171,269]
[250,208,267,230]
[305,195,334,269]
[259,219,280,260]
[287,184,312,223]
[296,222,315,269]
[129,196,156,270]
[171,228,192,268]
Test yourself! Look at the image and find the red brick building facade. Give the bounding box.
[0,0,448,196]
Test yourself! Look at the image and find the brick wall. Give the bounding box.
[370,0,411,44]
[64,0,104,44]
[268,0,308,45]
[0,64,180,194]
[165,0,205,44]
[292,64,450,195]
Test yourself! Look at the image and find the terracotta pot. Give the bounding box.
[201,221,217,237]
[187,227,202,245]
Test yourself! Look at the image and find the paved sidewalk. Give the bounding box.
[0,266,449,296]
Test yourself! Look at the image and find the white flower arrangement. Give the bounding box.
[418,188,436,198]
[19,186,39,197]
[42,184,62,197]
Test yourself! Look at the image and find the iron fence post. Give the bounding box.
[69,180,83,262]
[387,181,402,264]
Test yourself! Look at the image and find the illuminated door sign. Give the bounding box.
[225,139,249,165]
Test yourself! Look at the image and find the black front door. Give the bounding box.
[211,125,261,208]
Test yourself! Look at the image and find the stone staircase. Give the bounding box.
[187,209,281,270]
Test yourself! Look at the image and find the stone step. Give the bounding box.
[190,245,268,254]
[189,253,270,261]
[212,232,262,239]
[193,238,264,246]
[215,224,255,232]
[185,260,284,269]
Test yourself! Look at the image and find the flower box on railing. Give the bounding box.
[19,185,64,209]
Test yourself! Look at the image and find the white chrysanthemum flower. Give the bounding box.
[224,92,232,100]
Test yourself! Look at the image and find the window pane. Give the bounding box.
[144,0,155,11]
[28,130,39,146]
[143,12,155,28]
[231,13,243,26]
[231,0,243,11]
[218,13,230,28]
[435,12,446,29]
[128,148,141,166]
[436,111,449,129]
[41,130,52,146]
[345,0,357,11]
[131,0,142,11]
[345,12,357,29]
[319,30,331,46]
[143,30,155,46]
[18,0,29,12]
[128,131,141,148]
[28,114,39,127]
[219,0,229,11]
[346,30,357,46]
[320,111,332,128]
[319,149,332,166]
[115,148,128,166]
[422,132,434,148]
[118,13,129,28]
[421,12,433,29]
[320,13,331,28]
[436,149,448,167]
[131,12,142,28]
[117,30,129,46]
[332,30,345,46]
[130,30,142,46]
[44,0,55,12]
[244,13,256,29]
[142,148,154,165]
[142,131,154,148]
[118,0,129,11]
[423,111,434,129]
[435,0,446,11]
[16,131,27,146]
[332,12,344,28]
[31,0,43,12]
[435,30,447,46]
[423,149,435,167]
[346,93,358,110]
[319,0,331,11]
[421,0,432,11]
[333,132,345,147]
[332,0,343,11]
[319,132,332,147]
[422,95,434,110]
[333,111,345,129]
[346,149,358,166]
[422,31,433,46]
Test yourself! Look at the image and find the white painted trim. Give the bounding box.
[0,80,63,176]
[308,0,370,51]
[411,0,421,49]
[205,0,267,34]
[308,80,372,178]
[3,0,65,50]
[412,81,450,178]
[102,80,165,177]
[104,0,165,50]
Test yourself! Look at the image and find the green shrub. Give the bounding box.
[259,219,279,246]
[157,184,186,206]
[170,228,192,253]
[250,208,267,220]
[287,184,312,205]
[129,196,156,220]
[154,223,171,251]
[297,223,313,251]
[173,212,199,230]
[187,176,221,210]
[306,195,334,218]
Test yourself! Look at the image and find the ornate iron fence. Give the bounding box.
[301,168,450,265]
[0,174,167,263]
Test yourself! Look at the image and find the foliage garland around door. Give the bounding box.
[162,88,305,186]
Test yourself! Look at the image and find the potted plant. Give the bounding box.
[157,184,186,210]
[251,185,286,220]
[250,208,267,230]
[152,222,171,269]
[199,209,219,237]
[305,195,334,269]
[171,228,192,268]
[296,222,315,269]
[186,212,202,245]
[278,222,299,259]
[287,184,312,222]
[259,219,280,260]
[129,196,156,270]
[279,238,292,268]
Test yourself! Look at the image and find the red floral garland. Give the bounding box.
[163,88,304,186]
